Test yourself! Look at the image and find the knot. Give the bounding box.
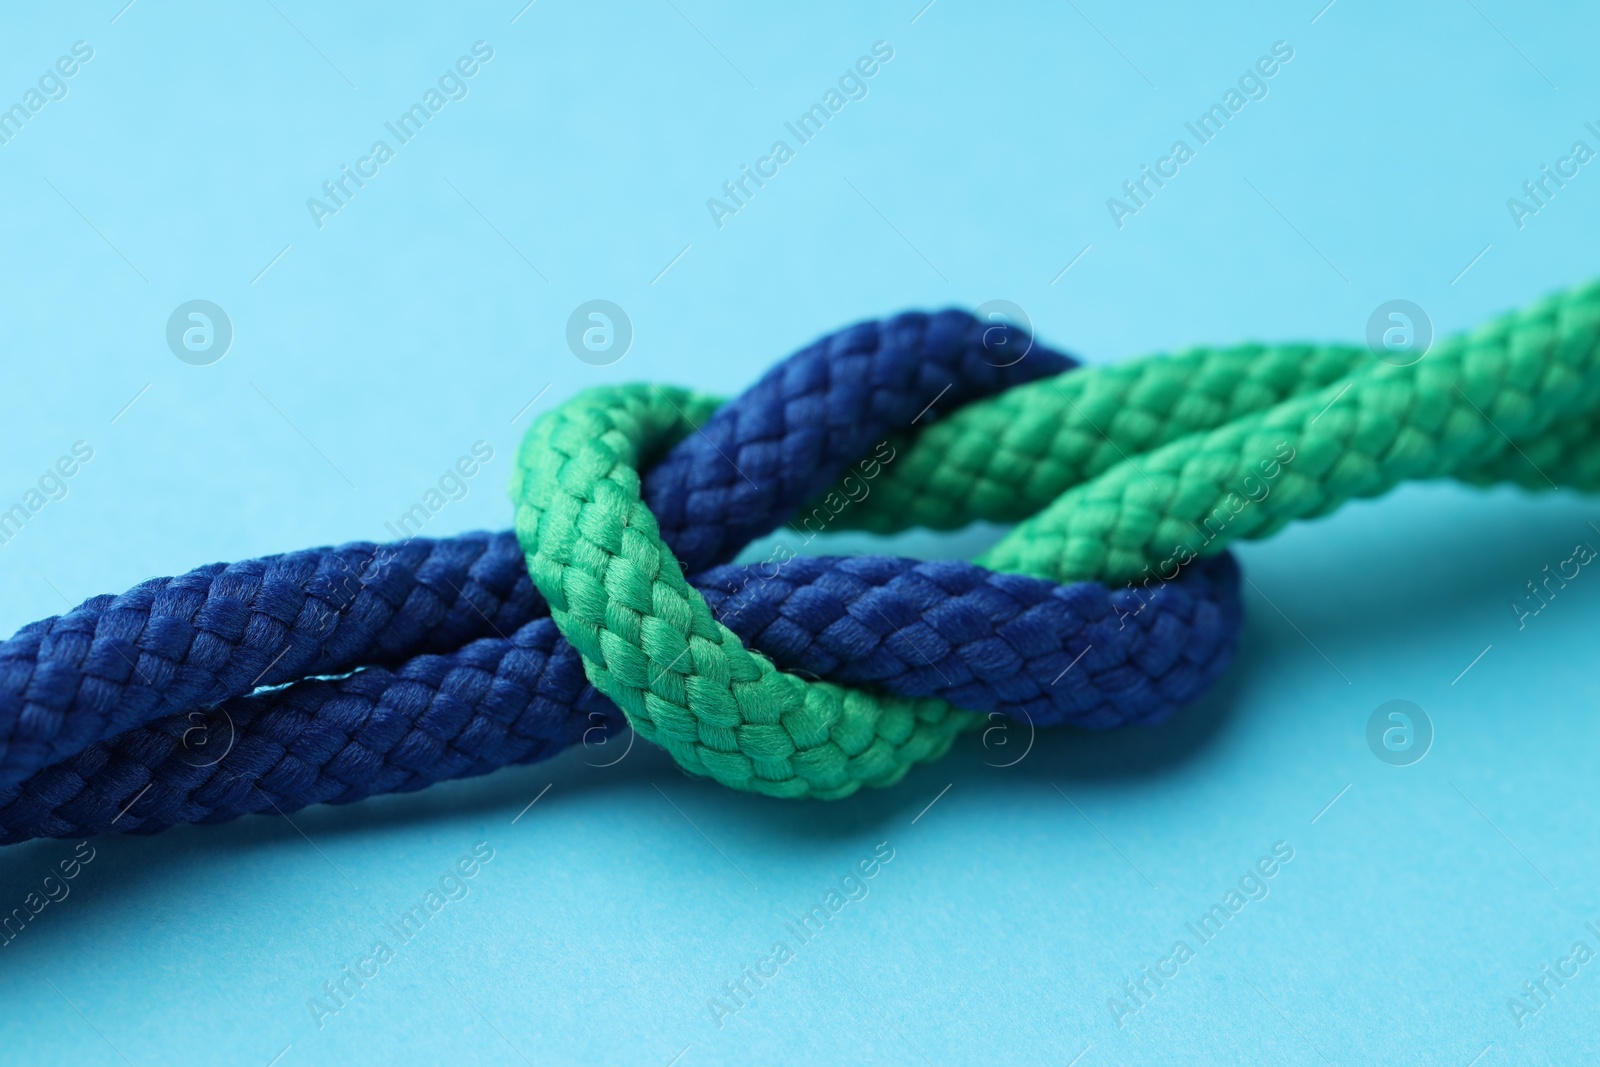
[510,313,1243,798]
[0,309,1241,833]
[633,308,1240,732]
[8,277,1590,837]
[642,309,1072,572]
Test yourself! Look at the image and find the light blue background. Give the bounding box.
[0,1,1596,1063]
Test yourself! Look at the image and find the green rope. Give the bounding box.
[839,339,1371,534]
[981,279,1600,584]
[513,279,1600,797]
[511,386,975,798]
[830,279,1600,584]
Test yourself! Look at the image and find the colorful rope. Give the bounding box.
[0,312,1240,839]
[3,279,1591,838]
[509,278,1600,798]
[847,280,1600,583]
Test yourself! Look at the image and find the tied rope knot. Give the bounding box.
[508,312,1242,797]
[0,311,1238,836]
[511,278,1600,796]
[0,280,1595,837]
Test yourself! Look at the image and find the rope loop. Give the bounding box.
[9,278,1588,835]
[510,313,1243,797]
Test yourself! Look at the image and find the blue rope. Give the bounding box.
[0,312,1243,842]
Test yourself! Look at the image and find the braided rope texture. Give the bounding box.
[696,553,1239,730]
[818,282,1600,584]
[0,312,1068,795]
[16,276,1591,831]
[511,379,1238,799]
[19,276,1590,830]
[516,383,978,799]
[0,609,614,843]
[981,277,1600,583]
[843,340,1371,532]
[0,533,540,793]
[0,311,1246,836]
[643,309,1072,571]
[0,542,1240,841]
[516,279,1600,797]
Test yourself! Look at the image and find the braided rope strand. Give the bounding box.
[20,279,1581,827]
[696,553,1239,729]
[643,309,1074,571]
[3,310,1239,834]
[0,532,539,792]
[0,619,613,843]
[0,545,1239,841]
[838,340,1373,533]
[514,385,979,799]
[981,280,1600,583]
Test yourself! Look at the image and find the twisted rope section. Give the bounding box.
[514,385,978,798]
[0,312,1073,797]
[979,279,1600,583]
[0,616,613,843]
[0,533,538,792]
[696,553,1239,730]
[517,279,1600,797]
[26,273,1586,825]
[644,309,1073,571]
[505,379,1241,796]
[840,340,1370,532]
[0,543,1243,840]
[14,276,1590,827]
[0,309,1251,833]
